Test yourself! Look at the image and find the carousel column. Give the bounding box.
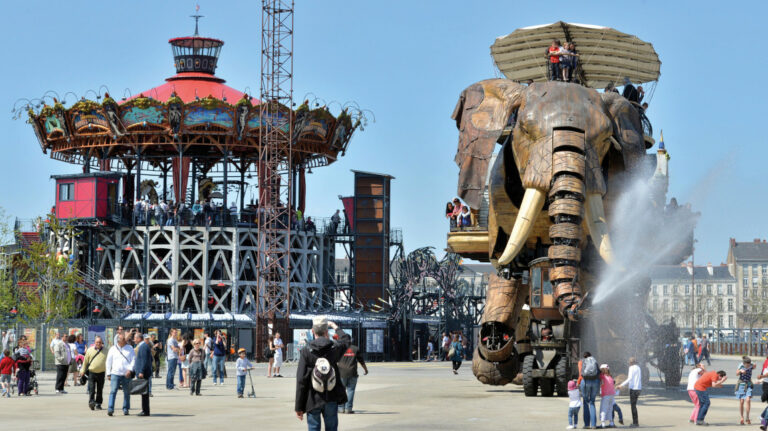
[135,151,142,226]
[201,228,210,313]
[223,152,229,212]
[162,165,168,202]
[239,159,246,213]
[231,229,240,312]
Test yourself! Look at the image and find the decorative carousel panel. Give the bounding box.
[70,100,110,135]
[39,104,71,139]
[329,112,353,152]
[295,108,335,143]
[120,97,167,128]
[182,97,234,131]
[246,103,291,136]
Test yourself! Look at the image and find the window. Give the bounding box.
[744,287,749,298]
[753,277,759,286]
[717,284,723,295]
[696,284,702,295]
[753,288,758,298]
[651,285,657,296]
[663,285,669,295]
[673,299,679,311]
[59,183,74,201]
[718,316,723,327]
[744,304,749,313]
[728,299,734,311]
[651,299,658,311]
[744,277,750,287]
[728,284,734,295]
[729,315,734,327]
[706,298,713,310]
[707,316,713,327]
[663,299,669,311]
[673,285,679,295]
[685,284,691,295]
[706,285,713,295]
[718,299,723,311]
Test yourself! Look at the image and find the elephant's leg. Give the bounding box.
[548,133,587,320]
[473,274,526,385]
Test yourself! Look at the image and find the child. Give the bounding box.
[599,364,615,428]
[567,380,581,429]
[612,384,624,425]
[0,350,15,398]
[236,348,254,398]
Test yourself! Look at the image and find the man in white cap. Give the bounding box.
[295,316,350,431]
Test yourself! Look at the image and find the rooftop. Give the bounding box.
[648,265,735,282]
[730,238,768,261]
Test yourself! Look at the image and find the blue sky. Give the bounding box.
[0,1,765,266]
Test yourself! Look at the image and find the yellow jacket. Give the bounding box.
[82,345,107,374]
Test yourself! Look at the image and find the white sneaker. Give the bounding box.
[566,426,574,429]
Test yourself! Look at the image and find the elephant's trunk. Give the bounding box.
[547,129,587,320]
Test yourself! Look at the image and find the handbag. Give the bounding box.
[448,347,456,359]
[79,372,88,386]
[130,378,149,395]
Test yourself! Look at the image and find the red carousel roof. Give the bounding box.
[123,72,258,105]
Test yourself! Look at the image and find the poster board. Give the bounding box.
[23,328,36,352]
[366,329,384,353]
[87,326,106,346]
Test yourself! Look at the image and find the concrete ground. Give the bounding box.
[0,354,763,430]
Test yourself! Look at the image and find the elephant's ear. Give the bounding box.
[452,79,523,208]
[601,92,645,170]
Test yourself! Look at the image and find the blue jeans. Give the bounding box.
[166,358,178,389]
[213,355,226,383]
[107,375,131,413]
[178,361,183,383]
[340,376,358,411]
[696,390,710,422]
[204,355,213,375]
[568,406,580,426]
[307,402,338,431]
[237,375,245,395]
[580,379,600,427]
[612,402,623,422]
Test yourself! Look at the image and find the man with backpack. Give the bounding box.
[295,316,350,431]
[578,351,601,429]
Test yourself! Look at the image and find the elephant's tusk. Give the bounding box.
[585,193,614,264]
[497,188,545,265]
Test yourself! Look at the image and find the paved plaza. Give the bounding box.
[0,355,762,430]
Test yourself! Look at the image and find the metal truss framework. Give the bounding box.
[91,226,330,314]
[257,0,295,319]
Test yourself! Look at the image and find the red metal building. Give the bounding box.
[52,173,122,220]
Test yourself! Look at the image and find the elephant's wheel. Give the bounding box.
[555,355,569,397]
[522,354,538,397]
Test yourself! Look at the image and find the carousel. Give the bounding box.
[19,25,366,318]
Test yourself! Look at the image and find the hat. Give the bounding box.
[743,356,752,364]
[312,316,328,333]
[238,348,246,354]
[600,364,609,370]
[143,333,151,340]
[568,380,577,391]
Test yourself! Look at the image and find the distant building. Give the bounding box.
[727,238,768,326]
[648,263,736,330]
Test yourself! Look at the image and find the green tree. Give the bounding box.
[13,214,81,324]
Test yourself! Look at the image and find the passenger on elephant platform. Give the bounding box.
[547,40,563,81]
[450,198,463,226]
[622,77,644,104]
[445,202,455,228]
[566,43,580,83]
[458,205,473,229]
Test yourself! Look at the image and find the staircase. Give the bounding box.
[76,267,124,318]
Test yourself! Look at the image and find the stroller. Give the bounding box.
[26,360,40,395]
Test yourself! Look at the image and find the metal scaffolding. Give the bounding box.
[257,0,294,319]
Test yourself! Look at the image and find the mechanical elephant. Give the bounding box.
[452,79,647,320]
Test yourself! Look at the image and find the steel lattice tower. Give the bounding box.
[258,0,293,319]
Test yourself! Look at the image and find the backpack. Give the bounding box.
[311,357,336,394]
[582,356,599,379]
[263,345,274,359]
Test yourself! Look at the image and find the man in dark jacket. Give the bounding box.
[336,336,368,414]
[133,333,153,417]
[295,316,350,431]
